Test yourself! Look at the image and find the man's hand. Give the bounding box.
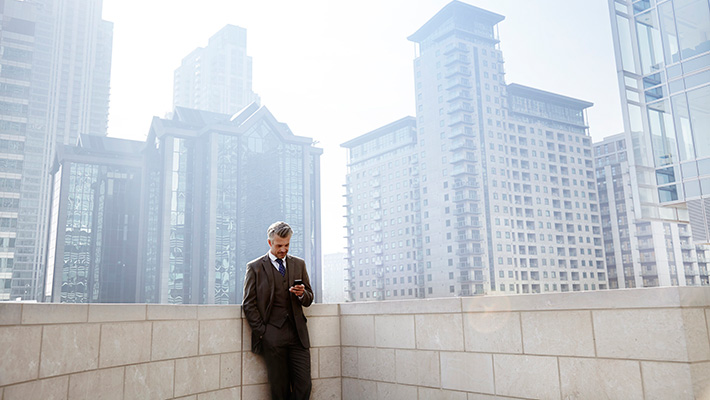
[289,284,305,297]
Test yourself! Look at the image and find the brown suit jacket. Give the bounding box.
[242,254,313,354]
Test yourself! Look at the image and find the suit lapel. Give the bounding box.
[261,255,275,317]
[286,255,295,286]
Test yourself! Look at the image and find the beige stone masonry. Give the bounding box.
[0,287,708,399]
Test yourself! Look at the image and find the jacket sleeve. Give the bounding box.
[299,259,314,307]
[242,262,266,337]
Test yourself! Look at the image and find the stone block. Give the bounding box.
[241,384,270,400]
[463,311,522,354]
[341,347,358,378]
[22,304,87,324]
[174,396,197,400]
[493,354,560,399]
[67,367,124,400]
[99,321,152,367]
[357,347,395,382]
[340,297,461,315]
[395,349,440,387]
[87,304,146,323]
[220,352,241,388]
[199,319,241,355]
[242,320,253,352]
[0,326,41,385]
[559,357,642,399]
[374,314,415,349]
[641,361,693,400]
[462,286,684,312]
[311,348,319,379]
[416,313,464,351]
[341,315,374,347]
[312,377,341,400]
[3,376,68,400]
[124,360,175,400]
[683,308,710,361]
[197,387,241,400]
[319,346,341,378]
[308,316,341,347]
[147,304,197,320]
[691,362,710,400]
[242,350,268,384]
[174,355,221,397]
[40,324,100,378]
[305,303,340,317]
[342,378,376,400]
[521,310,595,357]
[440,352,494,394]
[593,308,709,361]
[377,382,418,400]
[197,305,240,320]
[466,394,499,400]
[418,387,467,400]
[0,303,21,325]
[151,320,199,360]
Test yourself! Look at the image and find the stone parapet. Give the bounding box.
[0,287,708,399]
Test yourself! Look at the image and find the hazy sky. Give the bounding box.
[102,0,624,255]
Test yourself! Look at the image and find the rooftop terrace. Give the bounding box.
[1,286,709,399]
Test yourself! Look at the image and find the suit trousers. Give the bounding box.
[262,318,312,400]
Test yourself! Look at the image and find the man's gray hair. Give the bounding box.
[267,221,292,240]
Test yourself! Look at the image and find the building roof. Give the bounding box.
[340,116,416,148]
[507,83,593,109]
[408,1,504,43]
[76,135,145,156]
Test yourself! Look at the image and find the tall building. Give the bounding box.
[0,0,112,301]
[607,0,710,242]
[173,25,260,115]
[44,136,144,303]
[342,1,607,301]
[142,104,322,304]
[595,133,709,288]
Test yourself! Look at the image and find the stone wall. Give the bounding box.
[1,287,709,399]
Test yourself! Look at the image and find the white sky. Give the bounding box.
[102,0,624,255]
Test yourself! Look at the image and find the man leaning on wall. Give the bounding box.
[243,221,314,400]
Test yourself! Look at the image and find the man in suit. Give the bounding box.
[243,221,313,400]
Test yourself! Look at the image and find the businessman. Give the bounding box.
[243,221,313,400]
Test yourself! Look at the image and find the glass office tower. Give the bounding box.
[142,105,322,304]
[608,0,710,242]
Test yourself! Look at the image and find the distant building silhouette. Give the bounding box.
[173,25,260,115]
[342,1,607,301]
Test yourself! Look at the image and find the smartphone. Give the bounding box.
[293,279,303,286]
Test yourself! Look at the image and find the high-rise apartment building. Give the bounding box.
[142,104,322,304]
[0,0,112,301]
[342,1,607,301]
[595,133,709,288]
[607,0,710,242]
[173,25,260,115]
[44,136,144,303]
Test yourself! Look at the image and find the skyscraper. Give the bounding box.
[173,25,260,115]
[44,136,144,303]
[142,104,322,304]
[0,0,112,301]
[342,1,607,301]
[607,0,710,242]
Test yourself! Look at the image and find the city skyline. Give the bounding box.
[102,0,623,255]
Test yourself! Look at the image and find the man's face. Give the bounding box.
[268,234,290,259]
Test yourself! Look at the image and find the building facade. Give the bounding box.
[141,105,322,304]
[44,136,143,303]
[0,0,112,301]
[173,25,260,115]
[342,1,607,301]
[607,0,710,242]
[595,133,709,288]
